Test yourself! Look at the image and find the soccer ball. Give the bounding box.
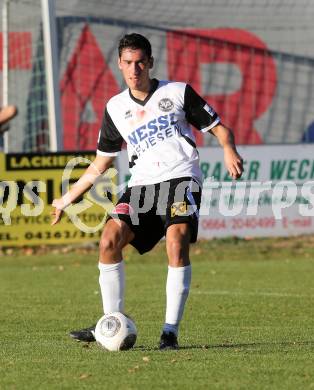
[95,312,137,351]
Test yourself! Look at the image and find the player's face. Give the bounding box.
[118,48,153,91]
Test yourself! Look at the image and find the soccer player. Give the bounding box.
[51,33,243,350]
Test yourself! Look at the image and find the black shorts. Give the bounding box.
[107,177,202,254]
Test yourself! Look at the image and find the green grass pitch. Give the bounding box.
[0,237,314,389]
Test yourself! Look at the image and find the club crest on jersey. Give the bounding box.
[158,98,174,112]
[171,201,188,217]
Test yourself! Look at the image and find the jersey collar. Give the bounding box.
[128,78,159,106]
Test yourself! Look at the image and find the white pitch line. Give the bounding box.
[192,290,314,298]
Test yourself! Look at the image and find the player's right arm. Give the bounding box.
[51,103,123,225]
[50,154,115,225]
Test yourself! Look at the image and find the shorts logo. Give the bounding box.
[158,98,174,112]
[112,203,134,215]
[171,201,188,217]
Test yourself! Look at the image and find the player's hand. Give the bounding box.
[50,198,65,225]
[224,146,244,179]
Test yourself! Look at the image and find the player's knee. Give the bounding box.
[99,232,121,254]
[166,239,190,266]
[167,240,183,257]
[99,220,133,255]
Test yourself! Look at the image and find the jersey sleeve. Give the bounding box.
[96,107,123,156]
[183,84,220,133]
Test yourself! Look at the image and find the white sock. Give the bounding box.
[163,264,191,336]
[98,261,125,314]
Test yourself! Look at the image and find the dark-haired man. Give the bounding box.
[51,33,243,350]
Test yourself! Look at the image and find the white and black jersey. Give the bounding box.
[97,79,220,187]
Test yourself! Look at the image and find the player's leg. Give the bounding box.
[69,184,163,342]
[159,223,191,350]
[98,218,134,314]
[69,219,134,342]
[159,177,201,350]
[166,223,191,267]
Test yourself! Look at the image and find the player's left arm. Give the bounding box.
[182,84,243,179]
[210,123,244,180]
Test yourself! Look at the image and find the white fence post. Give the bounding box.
[2,0,9,153]
[41,0,63,151]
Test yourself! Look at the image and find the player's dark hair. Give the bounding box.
[118,33,152,58]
